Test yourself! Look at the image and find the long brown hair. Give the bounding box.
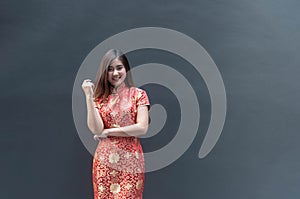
[93,49,134,101]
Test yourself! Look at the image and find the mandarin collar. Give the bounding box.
[110,82,127,95]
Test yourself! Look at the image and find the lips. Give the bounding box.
[112,77,120,81]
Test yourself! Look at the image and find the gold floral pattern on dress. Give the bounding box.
[136,180,143,190]
[92,83,150,199]
[109,153,120,163]
[125,183,132,190]
[111,140,119,145]
[110,110,118,117]
[96,170,105,178]
[98,185,105,192]
[124,152,131,159]
[110,95,120,106]
[110,183,120,194]
[99,156,104,161]
[111,124,120,128]
[135,151,140,159]
[137,91,143,100]
[110,170,118,177]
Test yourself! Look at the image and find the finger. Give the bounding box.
[82,82,94,87]
[94,135,99,141]
[83,79,92,84]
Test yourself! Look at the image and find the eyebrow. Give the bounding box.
[109,64,123,67]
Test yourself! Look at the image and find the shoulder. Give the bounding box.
[129,87,148,97]
[129,87,150,108]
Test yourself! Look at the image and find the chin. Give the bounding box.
[111,82,121,87]
[109,79,125,88]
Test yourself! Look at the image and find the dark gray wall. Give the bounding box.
[1,0,300,198]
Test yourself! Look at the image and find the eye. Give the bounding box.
[117,66,124,71]
[107,67,114,72]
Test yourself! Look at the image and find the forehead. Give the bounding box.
[109,59,123,67]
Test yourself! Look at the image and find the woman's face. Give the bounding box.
[107,59,127,88]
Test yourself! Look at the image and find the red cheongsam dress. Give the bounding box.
[93,82,150,199]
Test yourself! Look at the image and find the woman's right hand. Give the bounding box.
[81,79,95,97]
[93,133,107,141]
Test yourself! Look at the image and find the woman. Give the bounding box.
[81,49,150,199]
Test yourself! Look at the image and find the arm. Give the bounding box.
[102,105,149,137]
[85,95,104,135]
[82,79,104,135]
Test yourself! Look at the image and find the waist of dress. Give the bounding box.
[106,136,140,142]
[98,136,142,150]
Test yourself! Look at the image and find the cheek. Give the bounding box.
[107,72,112,80]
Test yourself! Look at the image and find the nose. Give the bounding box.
[113,69,118,76]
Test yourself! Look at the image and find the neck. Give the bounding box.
[111,82,126,94]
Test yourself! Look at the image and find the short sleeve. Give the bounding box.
[136,88,150,110]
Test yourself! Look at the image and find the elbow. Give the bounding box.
[139,124,148,135]
[87,124,103,135]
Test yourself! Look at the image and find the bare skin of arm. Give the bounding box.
[82,79,104,135]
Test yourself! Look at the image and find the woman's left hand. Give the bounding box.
[93,131,108,140]
[93,129,112,140]
[101,129,110,137]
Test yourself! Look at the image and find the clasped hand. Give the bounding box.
[81,79,95,96]
[93,129,110,141]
